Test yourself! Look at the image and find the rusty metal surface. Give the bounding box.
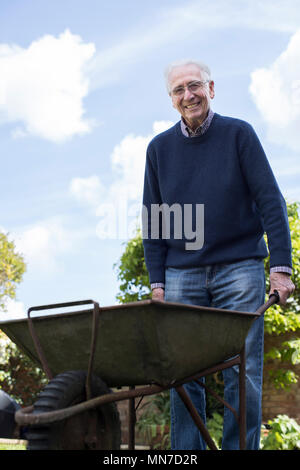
[175,385,218,450]
[15,383,166,426]
[9,295,280,450]
[15,354,242,428]
[0,299,260,388]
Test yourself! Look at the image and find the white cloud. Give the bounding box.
[13,218,73,273]
[0,29,96,142]
[109,120,174,202]
[70,120,174,238]
[110,133,152,202]
[70,120,173,205]
[168,0,300,34]
[69,175,105,207]
[88,0,300,90]
[249,29,300,151]
[0,298,26,321]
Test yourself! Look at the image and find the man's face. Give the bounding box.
[168,64,215,130]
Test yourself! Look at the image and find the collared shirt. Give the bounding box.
[180,108,215,137]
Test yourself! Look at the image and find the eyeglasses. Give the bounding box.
[171,80,210,97]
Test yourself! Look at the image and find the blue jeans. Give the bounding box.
[164,259,266,450]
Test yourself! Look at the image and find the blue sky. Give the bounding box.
[0,0,300,319]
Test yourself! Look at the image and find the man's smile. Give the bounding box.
[185,101,201,109]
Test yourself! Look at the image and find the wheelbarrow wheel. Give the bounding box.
[26,370,121,450]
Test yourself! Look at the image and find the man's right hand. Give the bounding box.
[152,287,165,301]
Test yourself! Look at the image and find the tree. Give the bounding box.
[0,231,46,404]
[114,228,151,303]
[0,232,26,310]
[114,202,300,390]
[263,201,300,388]
[0,331,47,406]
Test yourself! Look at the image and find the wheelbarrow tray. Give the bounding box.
[0,300,259,387]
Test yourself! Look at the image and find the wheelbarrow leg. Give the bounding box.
[175,385,218,450]
[128,386,136,450]
[239,346,247,450]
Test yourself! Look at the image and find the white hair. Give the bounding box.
[164,59,211,93]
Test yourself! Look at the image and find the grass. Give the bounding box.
[0,439,27,450]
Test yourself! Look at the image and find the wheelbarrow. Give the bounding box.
[0,292,279,450]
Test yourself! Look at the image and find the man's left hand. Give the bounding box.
[269,272,295,305]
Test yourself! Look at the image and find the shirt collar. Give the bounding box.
[181,108,214,137]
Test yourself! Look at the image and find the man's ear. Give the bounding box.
[170,94,178,110]
[209,80,215,99]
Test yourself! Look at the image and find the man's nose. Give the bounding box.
[183,88,195,100]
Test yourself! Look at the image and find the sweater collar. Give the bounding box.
[180,108,215,137]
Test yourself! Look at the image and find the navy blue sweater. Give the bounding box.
[142,113,292,285]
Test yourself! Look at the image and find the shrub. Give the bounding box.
[260,414,300,450]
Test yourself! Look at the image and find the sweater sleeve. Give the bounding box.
[142,143,168,284]
[238,124,292,269]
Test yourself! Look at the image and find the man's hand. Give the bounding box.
[152,287,165,301]
[269,272,295,305]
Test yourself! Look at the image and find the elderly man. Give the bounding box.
[142,60,294,450]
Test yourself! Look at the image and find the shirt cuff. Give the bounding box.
[151,282,165,290]
[151,268,292,289]
[270,266,292,275]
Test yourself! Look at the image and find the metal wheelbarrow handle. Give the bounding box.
[26,299,100,382]
[255,289,280,316]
